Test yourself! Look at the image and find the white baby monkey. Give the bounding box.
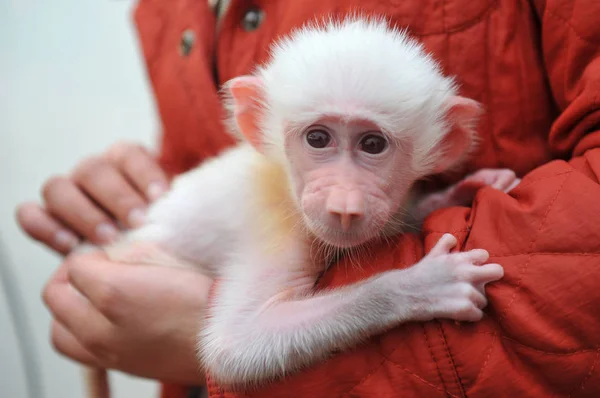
[88,16,519,396]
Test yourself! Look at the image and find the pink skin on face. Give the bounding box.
[285,117,415,248]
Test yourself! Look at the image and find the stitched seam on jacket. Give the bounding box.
[563,9,574,113]
[473,331,598,355]
[421,170,575,235]
[442,0,447,33]
[544,7,600,46]
[341,356,397,395]
[567,348,600,397]
[508,170,573,190]
[516,10,528,170]
[468,332,498,391]
[412,0,497,37]
[423,324,449,394]
[497,171,571,324]
[482,14,500,165]
[369,357,462,398]
[422,228,471,235]
[345,344,459,396]
[438,322,467,397]
[490,252,600,257]
[387,362,462,397]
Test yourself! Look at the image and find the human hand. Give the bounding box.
[43,250,212,384]
[16,142,169,254]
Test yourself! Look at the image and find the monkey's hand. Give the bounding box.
[401,233,504,322]
[414,168,520,221]
[447,168,521,206]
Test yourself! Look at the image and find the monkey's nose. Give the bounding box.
[326,190,365,231]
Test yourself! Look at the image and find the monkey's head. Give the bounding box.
[224,17,481,248]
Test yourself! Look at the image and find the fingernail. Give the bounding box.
[127,207,146,227]
[54,230,79,250]
[96,223,119,243]
[147,182,166,201]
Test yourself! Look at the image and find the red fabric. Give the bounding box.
[133,0,600,396]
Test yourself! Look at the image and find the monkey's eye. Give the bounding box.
[306,129,331,149]
[359,134,388,154]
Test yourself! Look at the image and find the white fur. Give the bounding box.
[98,16,501,390]
[116,144,261,278]
[112,168,500,386]
[249,16,460,175]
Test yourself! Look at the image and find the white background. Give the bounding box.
[1,0,162,396]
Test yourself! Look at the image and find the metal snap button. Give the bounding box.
[241,7,264,32]
[179,29,195,56]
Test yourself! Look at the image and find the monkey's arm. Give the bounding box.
[412,168,520,224]
[200,234,503,386]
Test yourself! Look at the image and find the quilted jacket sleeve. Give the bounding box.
[274,2,600,396]
[533,0,600,158]
[415,1,600,394]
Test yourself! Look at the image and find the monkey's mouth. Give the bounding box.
[320,233,372,249]
[308,222,381,249]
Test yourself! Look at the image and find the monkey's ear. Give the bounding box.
[431,96,482,174]
[226,76,265,150]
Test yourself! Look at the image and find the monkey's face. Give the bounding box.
[285,118,416,248]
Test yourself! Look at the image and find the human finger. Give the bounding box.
[42,263,117,361]
[64,251,127,322]
[42,176,119,244]
[15,202,79,254]
[50,320,99,367]
[104,142,169,201]
[72,157,148,228]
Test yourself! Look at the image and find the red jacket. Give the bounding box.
[133,0,600,396]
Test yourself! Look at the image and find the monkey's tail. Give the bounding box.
[84,366,110,398]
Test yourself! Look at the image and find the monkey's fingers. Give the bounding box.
[467,286,488,309]
[490,170,519,192]
[457,248,490,265]
[506,178,521,193]
[463,168,505,185]
[428,233,457,257]
[467,263,504,284]
[443,300,484,322]
[16,202,80,254]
